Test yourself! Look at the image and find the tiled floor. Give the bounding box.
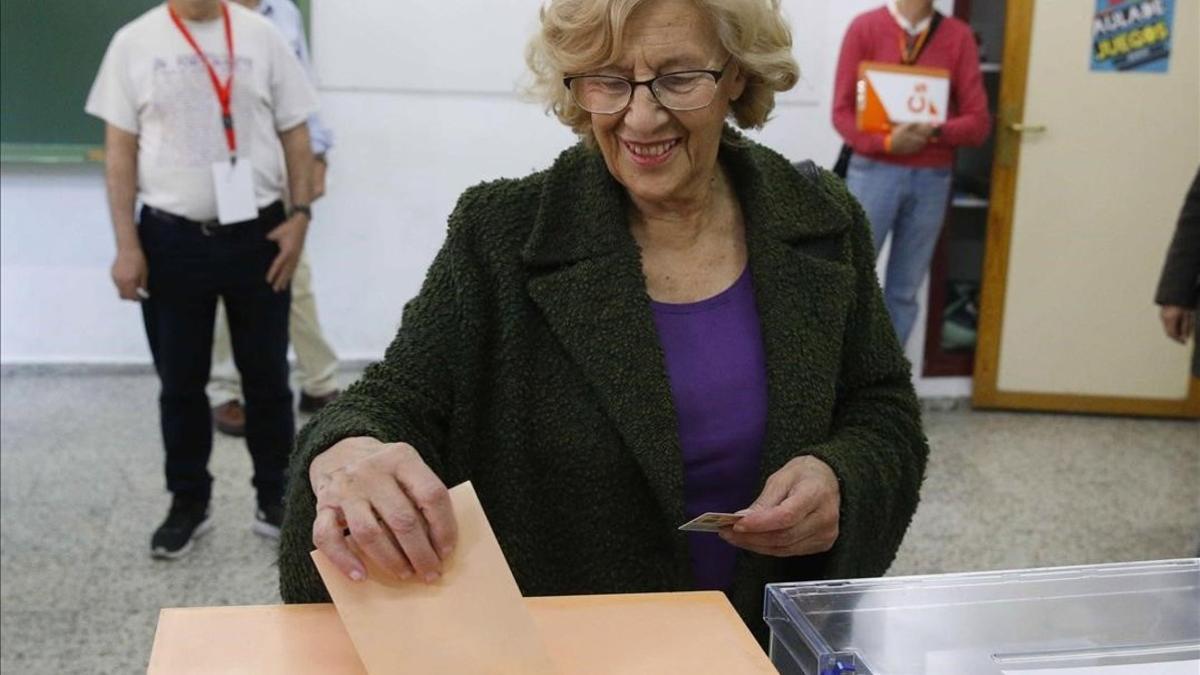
[1,368,1197,673]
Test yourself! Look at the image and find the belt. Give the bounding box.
[142,201,285,236]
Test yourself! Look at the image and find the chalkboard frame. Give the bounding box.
[0,0,311,164]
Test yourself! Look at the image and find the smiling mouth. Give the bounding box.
[622,138,680,158]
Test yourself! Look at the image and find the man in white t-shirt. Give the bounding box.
[86,0,318,559]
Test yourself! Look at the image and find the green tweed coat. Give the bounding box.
[279,132,929,643]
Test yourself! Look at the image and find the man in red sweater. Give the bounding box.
[833,0,991,346]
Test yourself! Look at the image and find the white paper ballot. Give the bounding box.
[211,160,258,224]
[1002,660,1200,675]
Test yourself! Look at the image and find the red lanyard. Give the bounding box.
[168,2,237,161]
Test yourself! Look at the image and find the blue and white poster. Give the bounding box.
[1091,0,1175,73]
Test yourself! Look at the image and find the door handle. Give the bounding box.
[1008,123,1047,133]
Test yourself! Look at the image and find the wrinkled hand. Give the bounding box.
[719,455,840,557]
[1160,305,1195,344]
[265,215,309,292]
[311,158,327,201]
[889,123,935,155]
[111,247,148,301]
[310,437,458,584]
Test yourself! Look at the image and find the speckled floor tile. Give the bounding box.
[1,369,1197,673]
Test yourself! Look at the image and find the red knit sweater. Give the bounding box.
[832,6,991,168]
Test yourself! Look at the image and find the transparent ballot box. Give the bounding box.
[764,559,1200,675]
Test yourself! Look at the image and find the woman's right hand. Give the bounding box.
[309,437,458,584]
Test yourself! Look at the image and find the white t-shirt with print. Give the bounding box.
[85,2,318,221]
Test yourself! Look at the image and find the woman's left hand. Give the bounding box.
[719,455,841,557]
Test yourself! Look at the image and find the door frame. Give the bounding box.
[971,0,1200,418]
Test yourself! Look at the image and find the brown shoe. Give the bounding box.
[298,390,340,414]
[212,400,246,437]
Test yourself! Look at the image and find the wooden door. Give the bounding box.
[974,0,1200,417]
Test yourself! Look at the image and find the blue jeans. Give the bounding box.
[845,155,953,346]
[139,203,294,508]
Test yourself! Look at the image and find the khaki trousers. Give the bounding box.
[208,250,338,402]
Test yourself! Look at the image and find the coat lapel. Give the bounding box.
[746,231,855,475]
[720,140,858,478]
[523,146,689,569]
[718,136,858,598]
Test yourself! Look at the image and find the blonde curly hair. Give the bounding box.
[525,0,800,146]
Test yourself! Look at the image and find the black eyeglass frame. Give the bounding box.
[562,56,734,114]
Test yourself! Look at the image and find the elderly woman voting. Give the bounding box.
[279,0,929,640]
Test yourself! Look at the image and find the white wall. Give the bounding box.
[0,0,959,393]
[1,163,147,363]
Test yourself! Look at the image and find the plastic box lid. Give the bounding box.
[764,559,1199,675]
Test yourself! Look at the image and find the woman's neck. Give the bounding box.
[628,168,736,251]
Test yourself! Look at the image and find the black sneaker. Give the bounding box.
[254,502,284,540]
[150,498,212,560]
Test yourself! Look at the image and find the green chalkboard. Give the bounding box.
[0,1,159,162]
[0,0,311,163]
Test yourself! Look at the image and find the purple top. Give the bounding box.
[651,266,768,591]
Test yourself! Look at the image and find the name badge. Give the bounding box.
[211,160,259,224]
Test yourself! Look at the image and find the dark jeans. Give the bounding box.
[138,202,294,508]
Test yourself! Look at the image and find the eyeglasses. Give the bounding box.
[563,57,733,114]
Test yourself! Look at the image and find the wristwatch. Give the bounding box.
[291,204,313,220]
